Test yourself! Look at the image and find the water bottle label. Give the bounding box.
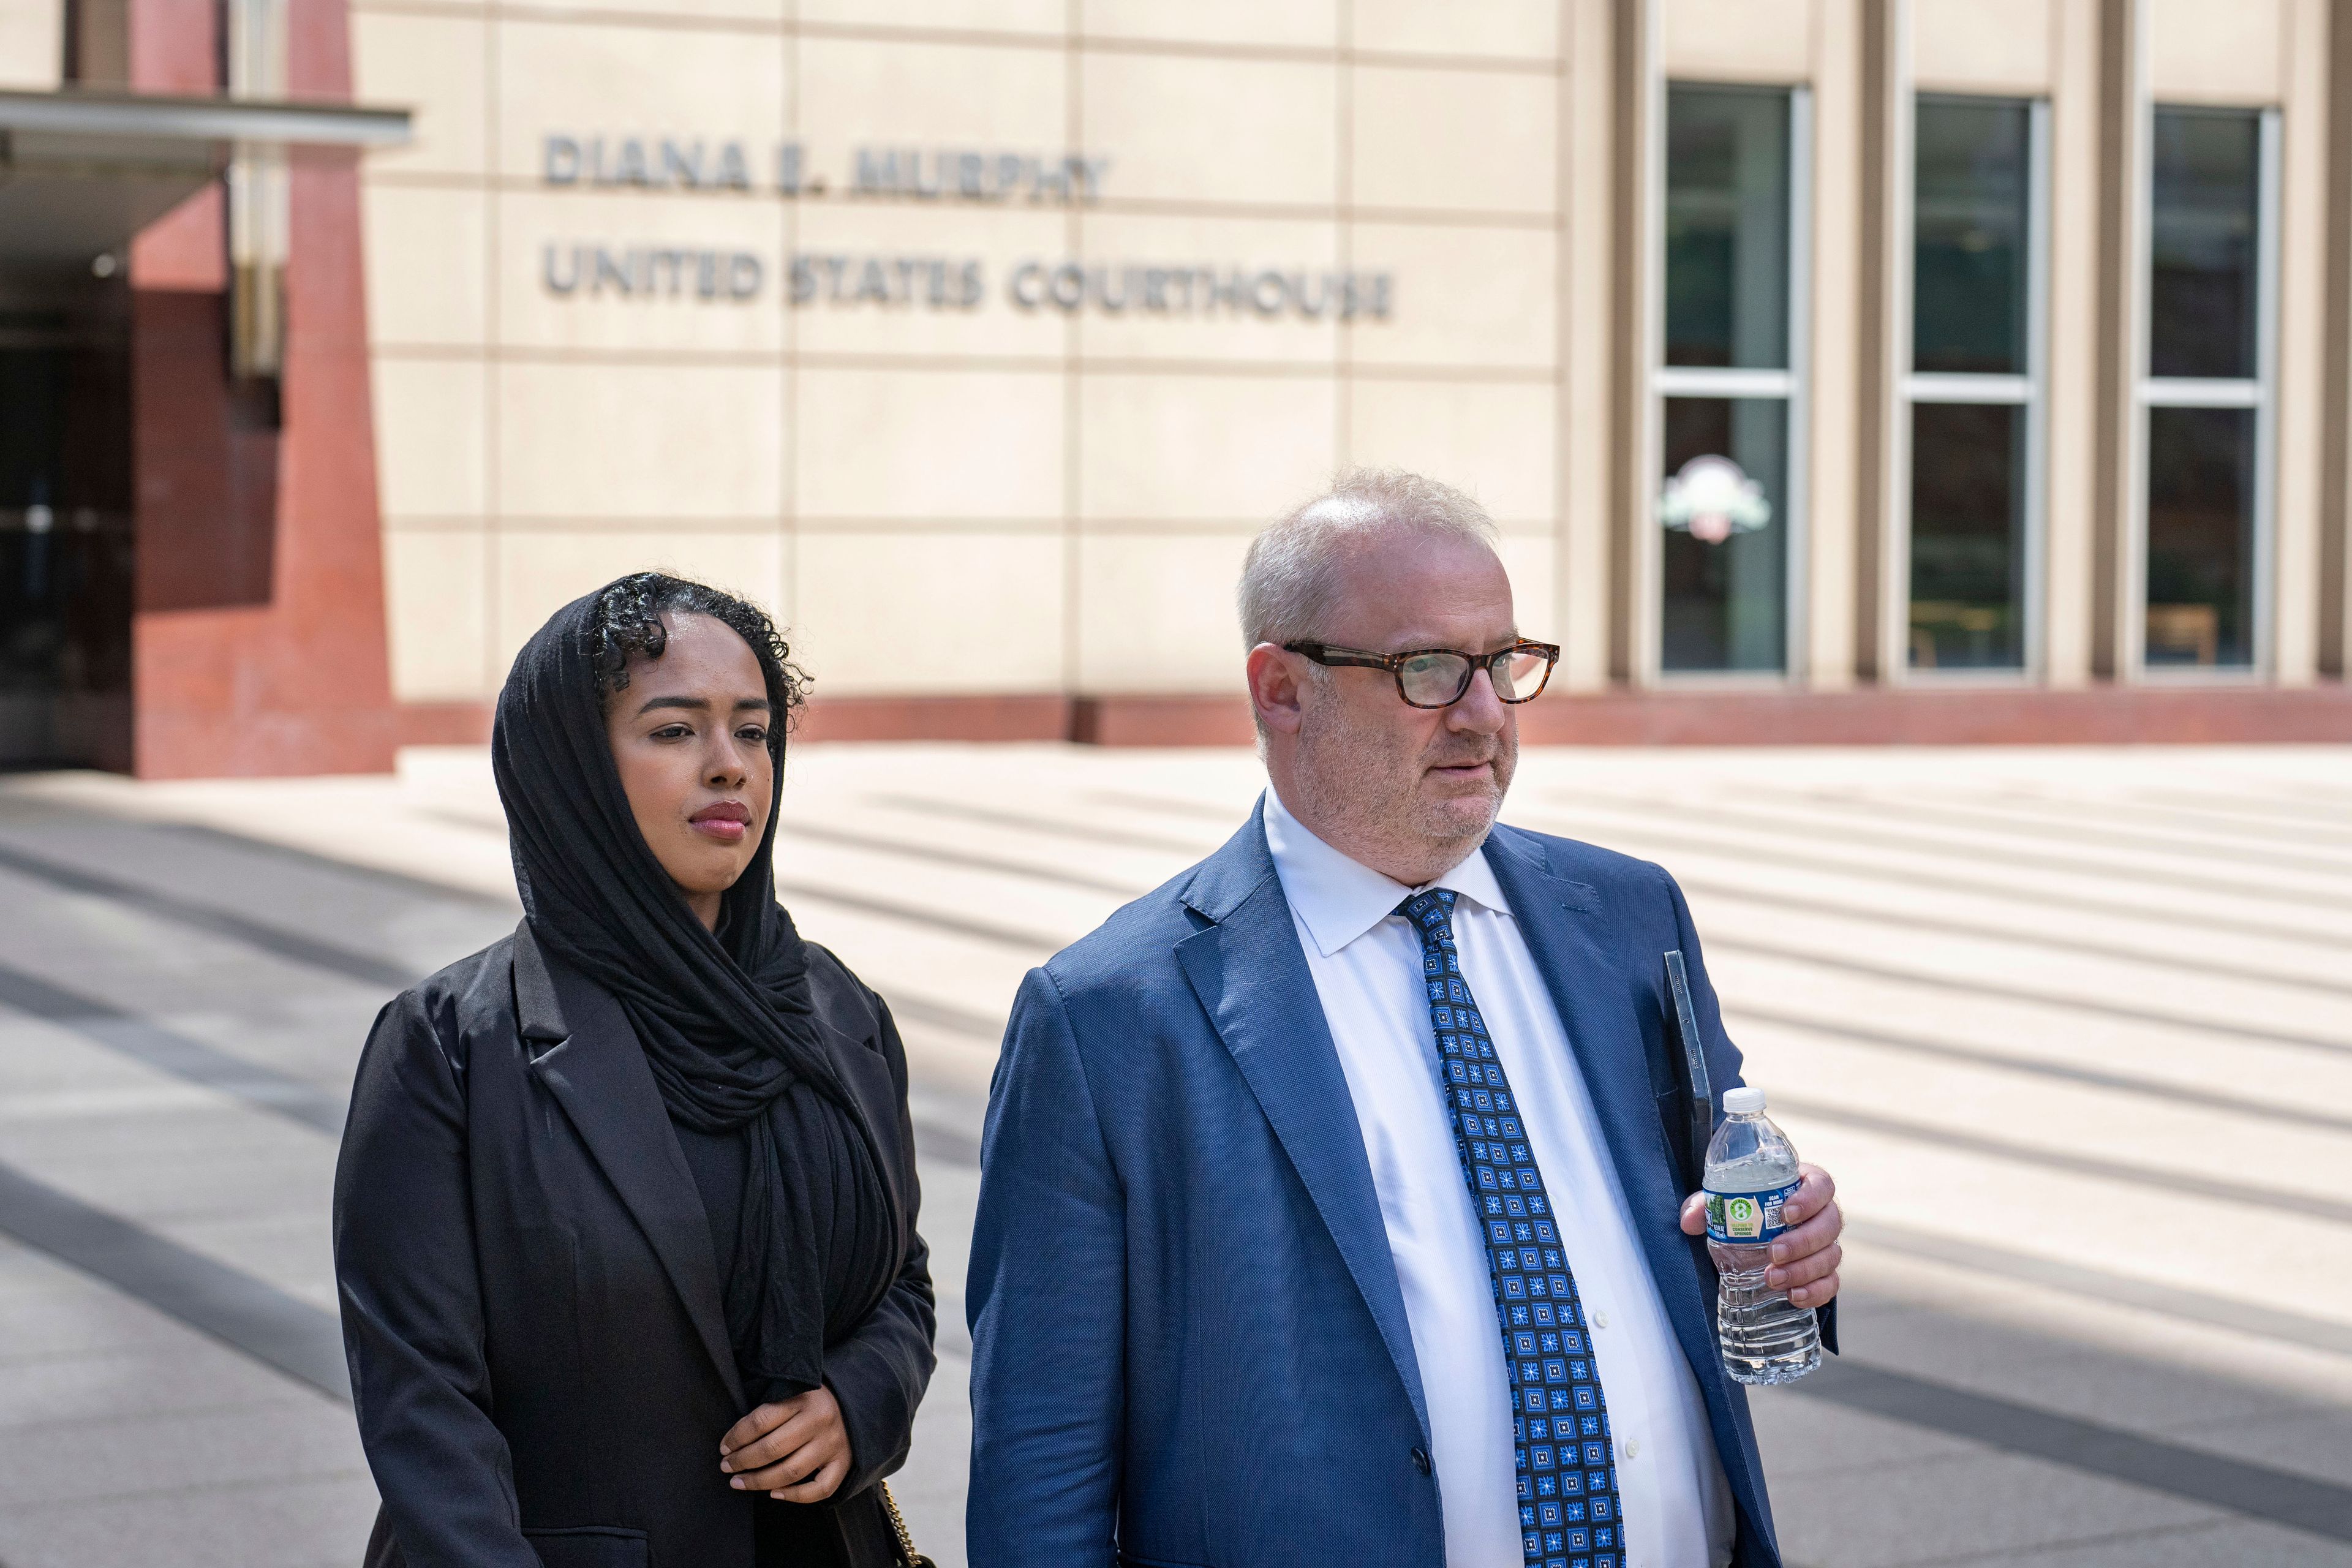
[1705,1178,1802,1244]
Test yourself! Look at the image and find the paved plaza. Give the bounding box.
[1,742,2349,1567]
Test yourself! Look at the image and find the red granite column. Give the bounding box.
[127,0,397,777]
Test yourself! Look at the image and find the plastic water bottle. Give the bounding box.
[1703,1086,1822,1385]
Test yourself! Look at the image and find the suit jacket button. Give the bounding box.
[1411,1447,1432,1475]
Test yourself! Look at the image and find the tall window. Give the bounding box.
[1659,85,1804,675]
[2143,107,2274,671]
[1907,97,2042,672]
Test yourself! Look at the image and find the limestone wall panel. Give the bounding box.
[1912,0,2052,93]
[1080,0,1334,50]
[372,358,488,519]
[363,185,489,349]
[383,529,491,701]
[1077,373,1338,521]
[1076,534,1256,690]
[796,36,1065,186]
[500,0,785,24]
[1081,52,1339,208]
[494,362,786,519]
[1495,535,1559,648]
[0,1,59,89]
[793,202,1069,359]
[1346,222,1556,369]
[497,189,786,354]
[794,532,1066,693]
[799,0,1063,35]
[495,18,788,181]
[1347,379,1559,526]
[794,368,1065,521]
[1351,0,1561,62]
[353,9,488,177]
[1072,211,1343,365]
[1663,0,1814,84]
[1351,64,1558,216]
[2150,0,2283,104]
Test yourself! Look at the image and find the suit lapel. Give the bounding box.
[1481,829,1774,1520]
[513,925,747,1411]
[1174,812,1432,1444]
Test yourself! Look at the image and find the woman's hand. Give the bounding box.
[719,1385,851,1502]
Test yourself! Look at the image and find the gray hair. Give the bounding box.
[1237,467,1500,649]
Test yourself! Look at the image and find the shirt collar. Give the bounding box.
[1261,786,1513,959]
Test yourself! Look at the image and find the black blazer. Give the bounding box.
[334,923,935,1568]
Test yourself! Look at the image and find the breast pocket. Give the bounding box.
[524,1526,649,1568]
[1657,1087,1701,1194]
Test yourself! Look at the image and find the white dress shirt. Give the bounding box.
[1262,788,1734,1568]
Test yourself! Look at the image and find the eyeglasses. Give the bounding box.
[1283,639,1561,709]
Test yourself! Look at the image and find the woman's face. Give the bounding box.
[605,612,775,930]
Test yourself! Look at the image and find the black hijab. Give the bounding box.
[492,584,896,1404]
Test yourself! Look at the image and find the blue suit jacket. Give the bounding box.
[968,807,1793,1568]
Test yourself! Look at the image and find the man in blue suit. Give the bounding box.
[969,469,1842,1568]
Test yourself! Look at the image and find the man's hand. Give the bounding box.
[719,1385,852,1502]
[1678,1163,1842,1309]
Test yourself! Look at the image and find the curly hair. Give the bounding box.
[585,573,810,752]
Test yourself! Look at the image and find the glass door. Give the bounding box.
[0,318,135,769]
[1904,96,2045,674]
[2139,106,2275,673]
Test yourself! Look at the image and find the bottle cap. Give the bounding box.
[1721,1086,1766,1115]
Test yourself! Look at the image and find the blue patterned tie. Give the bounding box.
[1399,889,1624,1568]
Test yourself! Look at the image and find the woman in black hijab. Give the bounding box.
[334,574,934,1568]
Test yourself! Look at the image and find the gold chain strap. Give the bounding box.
[878,1479,932,1568]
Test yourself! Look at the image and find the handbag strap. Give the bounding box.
[879,1479,932,1568]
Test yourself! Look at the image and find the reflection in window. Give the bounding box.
[1664,88,1791,371]
[1909,403,2025,669]
[2150,110,2260,381]
[2146,406,2255,668]
[1662,399,1788,673]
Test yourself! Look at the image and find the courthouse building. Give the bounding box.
[3,0,2351,774]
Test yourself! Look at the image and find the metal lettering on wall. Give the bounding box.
[535,132,1393,322]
